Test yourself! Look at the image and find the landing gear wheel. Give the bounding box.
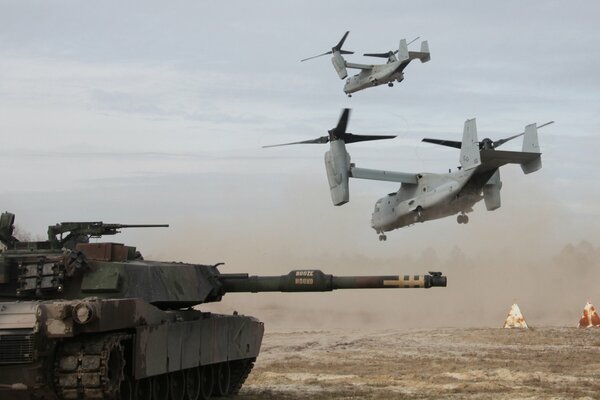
[347,94,352,97]
[185,368,201,400]
[199,366,213,400]
[170,370,186,400]
[378,234,387,241]
[464,215,469,224]
[214,362,231,397]
[119,377,133,400]
[457,214,469,224]
[152,374,169,400]
[388,82,394,87]
[133,378,152,400]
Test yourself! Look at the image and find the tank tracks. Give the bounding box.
[54,333,131,400]
[53,332,255,400]
[229,358,255,395]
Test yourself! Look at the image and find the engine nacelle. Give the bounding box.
[324,140,350,206]
[331,52,348,80]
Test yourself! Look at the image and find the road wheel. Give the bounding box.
[170,370,186,400]
[213,362,231,397]
[199,366,213,400]
[185,368,201,400]
[134,378,152,400]
[119,377,133,400]
[152,374,169,400]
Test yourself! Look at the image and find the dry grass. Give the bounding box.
[238,328,600,399]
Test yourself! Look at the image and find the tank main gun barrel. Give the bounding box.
[220,270,446,293]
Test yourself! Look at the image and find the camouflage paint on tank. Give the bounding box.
[0,212,446,398]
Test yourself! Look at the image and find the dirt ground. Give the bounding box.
[237,328,600,400]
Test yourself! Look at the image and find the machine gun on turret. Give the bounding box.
[1,211,169,250]
[0,212,18,247]
[46,221,169,248]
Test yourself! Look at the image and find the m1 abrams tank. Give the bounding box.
[0,212,446,400]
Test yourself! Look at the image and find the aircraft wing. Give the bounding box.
[479,150,541,169]
[349,166,418,184]
[345,62,373,71]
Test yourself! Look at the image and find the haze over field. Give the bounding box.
[1,2,599,328]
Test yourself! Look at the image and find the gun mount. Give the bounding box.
[0,212,446,399]
[47,221,169,249]
[0,211,168,250]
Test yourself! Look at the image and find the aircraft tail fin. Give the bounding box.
[419,40,430,62]
[460,119,481,170]
[398,39,409,61]
[407,40,430,63]
[521,123,541,174]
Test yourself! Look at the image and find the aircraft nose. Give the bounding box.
[370,212,380,230]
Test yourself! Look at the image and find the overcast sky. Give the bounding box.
[0,1,598,265]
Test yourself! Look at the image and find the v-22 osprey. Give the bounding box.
[301,31,430,96]
[265,109,553,241]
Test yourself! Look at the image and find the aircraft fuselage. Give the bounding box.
[344,62,404,94]
[370,168,486,233]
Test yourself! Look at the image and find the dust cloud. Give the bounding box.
[140,171,599,331]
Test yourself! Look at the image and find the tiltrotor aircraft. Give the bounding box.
[265,109,553,241]
[301,31,430,96]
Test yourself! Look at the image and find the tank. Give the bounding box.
[0,212,446,400]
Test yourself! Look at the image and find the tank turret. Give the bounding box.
[0,212,446,399]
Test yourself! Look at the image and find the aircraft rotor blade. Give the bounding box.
[421,138,462,149]
[363,37,420,58]
[334,31,350,51]
[492,133,524,148]
[302,31,354,62]
[363,52,393,58]
[407,36,421,46]
[341,133,397,144]
[493,121,555,148]
[262,136,330,148]
[300,51,333,62]
[330,108,351,137]
[423,121,554,150]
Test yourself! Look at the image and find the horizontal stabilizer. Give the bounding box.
[480,149,541,168]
